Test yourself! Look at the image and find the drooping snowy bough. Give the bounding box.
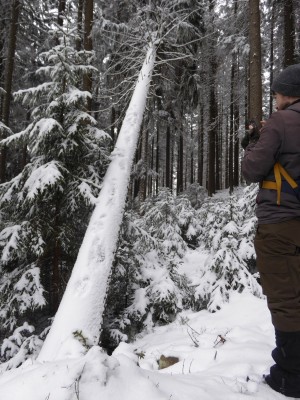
[38,43,156,362]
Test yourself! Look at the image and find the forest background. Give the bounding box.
[0,0,299,367]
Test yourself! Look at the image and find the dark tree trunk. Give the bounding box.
[208,70,217,197]
[0,13,6,119]
[283,0,295,67]
[0,0,20,183]
[165,124,171,188]
[215,118,220,191]
[225,118,229,188]
[83,0,94,111]
[155,121,160,194]
[76,0,84,51]
[170,139,174,191]
[111,106,116,143]
[207,0,217,197]
[177,132,184,194]
[233,98,240,187]
[190,123,194,185]
[248,0,262,123]
[138,124,148,202]
[149,136,154,196]
[269,0,275,115]
[57,0,66,27]
[51,239,61,313]
[155,91,162,194]
[229,64,234,194]
[197,107,204,186]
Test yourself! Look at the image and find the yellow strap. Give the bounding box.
[261,162,298,206]
[278,164,298,189]
[262,181,277,189]
[274,163,282,205]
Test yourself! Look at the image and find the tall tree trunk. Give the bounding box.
[149,135,154,195]
[190,122,194,185]
[76,0,84,51]
[177,129,184,194]
[269,0,275,115]
[83,0,93,111]
[283,0,295,67]
[155,120,160,194]
[232,2,240,188]
[248,0,262,123]
[0,0,20,183]
[208,68,217,197]
[225,118,229,188]
[54,0,66,46]
[229,55,240,191]
[165,124,171,188]
[0,13,6,119]
[229,64,234,194]
[215,117,220,191]
[207,0,217,197]
[170,140,174,191]
[57,0,66,27]
[20,110,31,171]
[233,94,240,187]
[52,239,61,314]
[138,124,148,202]
[197,107,204,186]
[155,90,162,194]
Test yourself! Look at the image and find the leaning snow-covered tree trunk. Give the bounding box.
[38,43,156,362]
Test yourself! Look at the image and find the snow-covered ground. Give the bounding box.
[0,248,286,400]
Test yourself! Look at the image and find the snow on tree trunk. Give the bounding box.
[38,43,156,362]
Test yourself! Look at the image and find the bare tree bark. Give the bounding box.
[83,0,93,111]
[208,68,217,197]
[0,13,6,119]
[283,0,295,67]
[215,117,220,191]
[165,124,171,188]
[225,118,229,188]
[0,0,20,183]
[76,0,84,51]
[233,101,240,187]
[177,129,184,194]
[229,63,234,194]
[248,0,262,122]
[57,0,66,27]
[207,0,217,197]
[197,107,204,186]
[138,124,148,202]
[190,122,194,185]
[269,0,275,115]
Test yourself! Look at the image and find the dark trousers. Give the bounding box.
[254,219,300,332]
[255,220,300,395]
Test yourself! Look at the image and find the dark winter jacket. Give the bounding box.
[242,100,300,224]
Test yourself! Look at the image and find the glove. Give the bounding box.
[241,127,260,149]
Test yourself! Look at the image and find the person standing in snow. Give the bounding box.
[242,63,300,398]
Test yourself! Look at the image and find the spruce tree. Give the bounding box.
[0,27,109,340]
[101,190,197,350]
[195,191,262,312]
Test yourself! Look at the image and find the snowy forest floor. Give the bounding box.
[0,246,289,400]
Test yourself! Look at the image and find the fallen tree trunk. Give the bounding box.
[38,43,156,362]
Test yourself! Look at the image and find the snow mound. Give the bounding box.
[0,293,288,399]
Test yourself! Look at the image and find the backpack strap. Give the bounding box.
[262,163,298,205]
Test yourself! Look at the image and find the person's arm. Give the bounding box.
[241,112,283,182]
